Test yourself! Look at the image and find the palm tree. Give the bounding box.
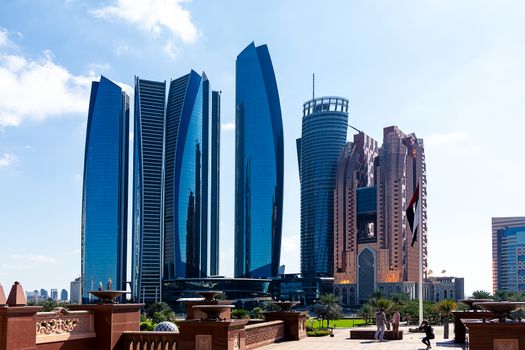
[373,298,396,315]
[316,294,343,328]
[436,299,457,339]
[359,303,374,325]
[471,290,492,299]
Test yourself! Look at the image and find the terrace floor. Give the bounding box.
[263,325,465,350]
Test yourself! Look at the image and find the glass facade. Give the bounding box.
[497,226,525,291]
[235,42,284,278]
[163,277,271,311]
[210,91,221,276]
[165,70,210,279]
[81,76,129,301]
[133,78,166,302]
[297,97,348,276]
[133,73,220,302]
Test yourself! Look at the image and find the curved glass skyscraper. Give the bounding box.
[81,76,129,301]
[164,70,210,279]
[235,42,284,278]
[133,72,220,302]
[297,97,348,276]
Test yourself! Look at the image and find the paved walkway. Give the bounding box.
[263,325,465,350]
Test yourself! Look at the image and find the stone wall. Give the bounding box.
[245,320,285,349]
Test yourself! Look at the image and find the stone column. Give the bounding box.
[0,282,41,350]
[177,319,249,350]
[263,311,307,340]
[452,310,495,343]
[70,303,143,350]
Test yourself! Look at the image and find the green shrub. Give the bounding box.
[231,308,250,319]
[307,329,332,337]
[140,321,155,331]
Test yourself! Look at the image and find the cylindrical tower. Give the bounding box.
[297,96,348,276]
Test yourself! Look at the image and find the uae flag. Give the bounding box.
[406,183,420,247]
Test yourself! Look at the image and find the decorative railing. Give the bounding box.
[121,331,180,350]
[35,308,95,344]
[245,320,285,349]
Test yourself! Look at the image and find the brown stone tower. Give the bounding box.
[334,126,427,305]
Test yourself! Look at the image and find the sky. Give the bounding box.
[1,0,524,297]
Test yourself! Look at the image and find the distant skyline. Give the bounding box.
[2,0,525,296]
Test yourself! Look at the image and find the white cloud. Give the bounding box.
[91,0,198,52]
[89,62,111,72]
[73,173,82,181]
[0,50,96,127]
[0,28,8,47]
[114,42,129,56]
[0,153,17,167]
[221,121,235,131]
[163,40,180,59]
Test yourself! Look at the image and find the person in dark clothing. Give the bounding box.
[418,320,435,349]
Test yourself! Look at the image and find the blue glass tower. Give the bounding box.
[210,91,221,276]
[164,70,211,279]
[493,217,525,292]
[235,42,284,278]
[297,97,348,276]
[133,78,166,302]
[81,76,129,301]
[133,73,221,301]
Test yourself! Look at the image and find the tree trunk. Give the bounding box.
[444,320,449,339]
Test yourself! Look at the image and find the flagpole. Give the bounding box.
[418,181,423,325]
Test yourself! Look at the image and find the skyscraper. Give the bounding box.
[333,127,427,305]
[235,42,284,278]
[297,96,349,277]
[210,91,221,276]
[133,72,220,302]
[164,70,212,279]
[133,78,166,302]
[492,217,525,293]
[81,76,129,302]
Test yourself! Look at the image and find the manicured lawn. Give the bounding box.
[307,318,367,329]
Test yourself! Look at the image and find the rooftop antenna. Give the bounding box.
[312,73,315,101]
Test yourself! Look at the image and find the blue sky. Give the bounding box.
[1,0,524,296]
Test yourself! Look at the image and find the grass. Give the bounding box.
[307,318,367,330]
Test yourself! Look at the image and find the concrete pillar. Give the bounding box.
[178,319,249,350]
[263,311,307,340]
[69,303,143,350]
[0,281,41,350]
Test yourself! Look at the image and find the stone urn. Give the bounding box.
[273,301,300,312]
[473,302,525,322]
[192,304,235,321]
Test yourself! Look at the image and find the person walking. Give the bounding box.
[375,307,386,342]
[418,320,435,349]
[392,309,401,340]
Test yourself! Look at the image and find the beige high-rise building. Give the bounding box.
[334,126,427,305]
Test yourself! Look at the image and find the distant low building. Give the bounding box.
[70,277,81,304]
[426,276,464,301]
[26,290,40,303]
[40,289,48,299]
[61,289,68,302]
[270,274,334,306]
